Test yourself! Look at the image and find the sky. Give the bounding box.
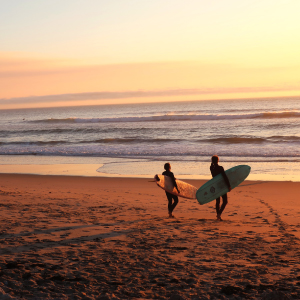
[1,0,300,109]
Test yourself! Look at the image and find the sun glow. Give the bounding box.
[1,0,300,109]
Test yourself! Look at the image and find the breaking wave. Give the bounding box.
[30,111,300,124]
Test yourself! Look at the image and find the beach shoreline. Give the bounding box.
[1,156,300,182]
[1,174,300,299]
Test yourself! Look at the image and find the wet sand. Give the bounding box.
[0,174,299,299]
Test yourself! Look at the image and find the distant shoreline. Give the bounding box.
[1,154,300,182]
[0,163,298,182]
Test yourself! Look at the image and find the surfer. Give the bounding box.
[162,163,180,218]
[210,155,232,221]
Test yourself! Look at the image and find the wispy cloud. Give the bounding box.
[1,86,300,106]
[1,54,300,108]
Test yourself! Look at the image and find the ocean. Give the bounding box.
[1,97,300,181]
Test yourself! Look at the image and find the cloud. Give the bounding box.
[1,86,300,106]
[1,54,299,108]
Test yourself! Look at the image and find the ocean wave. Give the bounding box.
[1,135,300,147]
[203,136,300,144]
[29,111,300,123]
[0,127,148,137]
[269,135,300,142]
[1,137,300,158]
[0,141,69,146]
[203,137,266,144]
[0,138,182,147]
[1,146,299,158]
[91,138,181,144]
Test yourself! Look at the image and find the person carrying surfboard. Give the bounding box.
[162,162,180,218]
[210,155,232,221]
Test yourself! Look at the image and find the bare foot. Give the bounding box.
[217,214,223,221]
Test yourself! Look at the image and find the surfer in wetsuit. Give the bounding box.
[162,163,180,218]
[210,155,232,221]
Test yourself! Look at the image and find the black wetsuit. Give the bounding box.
[162,170,179,214]
[210,163,231,216]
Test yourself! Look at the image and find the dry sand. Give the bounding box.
[0,174,300,299]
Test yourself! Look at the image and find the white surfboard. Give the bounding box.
[154,174,197,199]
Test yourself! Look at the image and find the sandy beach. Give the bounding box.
[0,174,300,299]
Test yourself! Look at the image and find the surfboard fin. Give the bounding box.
[154,174,160,181]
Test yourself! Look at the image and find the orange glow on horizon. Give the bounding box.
[1,54,300,109]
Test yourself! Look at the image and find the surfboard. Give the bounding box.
[154,174,197,199]
[196,165,251,205]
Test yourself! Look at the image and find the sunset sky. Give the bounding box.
[1,0,300,109]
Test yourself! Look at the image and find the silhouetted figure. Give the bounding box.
[210,155,231,221]
[162,162,180,218]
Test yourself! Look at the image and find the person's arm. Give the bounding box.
[221,167,231,191]
[171,172,180,193]
[210,164,214,177]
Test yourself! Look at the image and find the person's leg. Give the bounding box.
[218,194,228,220]
[171,195,178,214]
[216,197,220,218]
[166,192,173,216]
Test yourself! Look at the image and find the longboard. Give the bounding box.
[196,165,251,205]
[154,174,197,199]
